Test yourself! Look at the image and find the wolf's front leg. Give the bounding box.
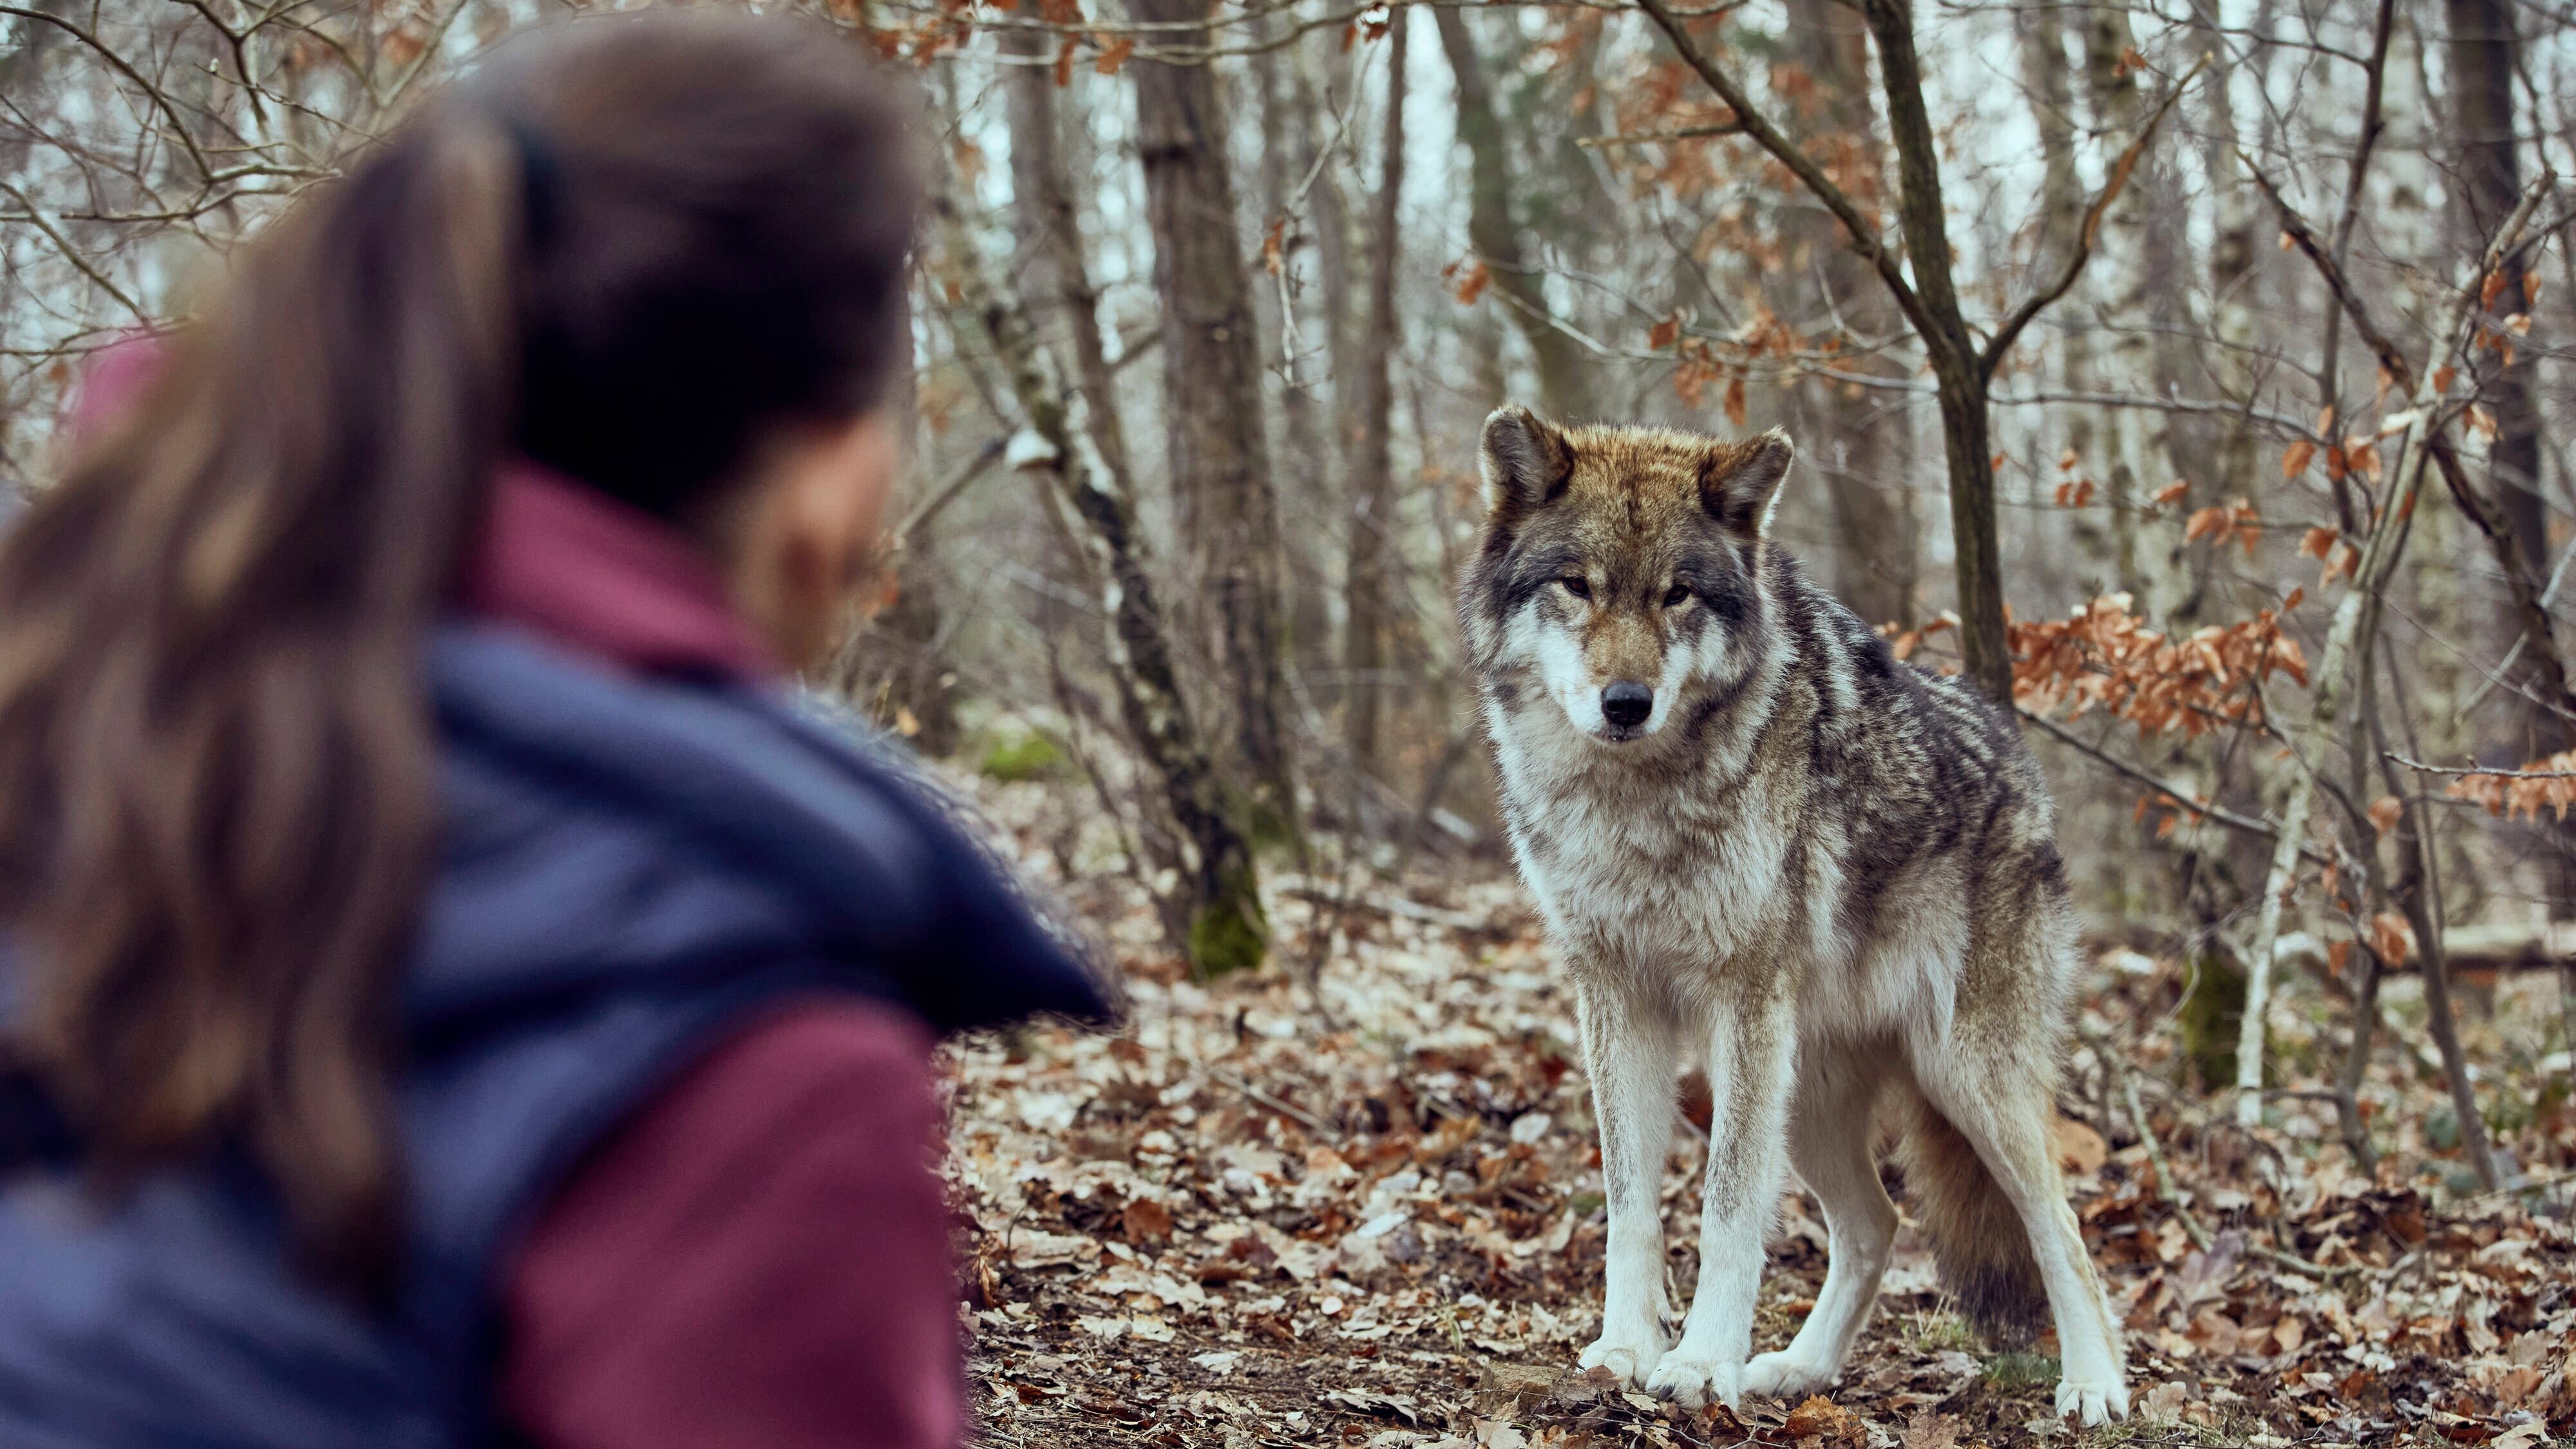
[1573,981,1678,1387]
[1645,993,1797,1411]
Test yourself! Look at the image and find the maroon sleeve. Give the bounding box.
[498,998,962,1449]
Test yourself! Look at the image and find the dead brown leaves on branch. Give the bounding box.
[846,0,1126,72]
[2009,591,2309,740]
[2448,747,2576,822]
[1647,307,1804,422]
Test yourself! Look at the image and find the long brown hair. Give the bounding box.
[0,12,919,1293]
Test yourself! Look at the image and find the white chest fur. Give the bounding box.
[1486,701,1804,987]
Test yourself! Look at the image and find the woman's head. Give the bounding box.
[494,17,918,523]
[0,11,922,1293]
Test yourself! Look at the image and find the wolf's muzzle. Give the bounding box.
[1601,681,1653,730]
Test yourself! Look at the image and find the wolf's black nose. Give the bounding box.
[1602,681,1653,728]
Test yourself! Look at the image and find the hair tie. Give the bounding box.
[502,115,561,251]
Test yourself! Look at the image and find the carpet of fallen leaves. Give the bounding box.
[938,772,2576,1449]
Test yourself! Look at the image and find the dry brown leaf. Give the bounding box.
[2369,795,2403,837]
[1121,1197,1174,1245]
[2371,911,2414,967]
[2053,1115,2108,1176]
[1782,1395,1866,1446]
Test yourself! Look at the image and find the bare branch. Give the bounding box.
[1627,0,1932,341]
[0,4,218,185]
[889,433,1009,549]
[1980,52,2210,384]
[2020,707,2329,864]
[1576,122,1745,147]
[2386,755,2576,781]
[0,182,151,325]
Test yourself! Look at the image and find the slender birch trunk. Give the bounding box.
[1003,27,1138,497]
[2233,184,2546,1125]
[1786,3,1913,630]
[2200,13,2262,538]
[2443,0,2576,916]
[2016,4,2107,571]
[933,176,1269,978]
[1255,21,1333,682]
[1343,12,1406,775]
[2078,2,2185,618]
[1128,0,1298,837]
[1433,3,1595,420]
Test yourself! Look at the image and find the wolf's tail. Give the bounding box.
[1895,1095,2050,1347]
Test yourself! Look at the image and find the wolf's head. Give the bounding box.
[1459,405,1793,746]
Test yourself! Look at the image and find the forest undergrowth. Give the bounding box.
[942,767,2576,1449]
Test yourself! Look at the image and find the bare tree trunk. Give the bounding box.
[1004,28,1137,495]
[1256,23,1332,683]
[2233,184,2544,1122]
[2447,0,2546,566]
[933,178,1269,978]
[1432,3,1595,420]
[2200,9,2262,614]
[1859,0,2008,703]
[2388,773,2504,1188]
[1128,0,1298,837]
[1784,5,1913,630]
[1296,33,1358,468]
[2371,638,2505,1188]
[2078,2,2186,618]
[2016,3,2109,573]
[1343,14,1406,775]
[2445,0,2573,913]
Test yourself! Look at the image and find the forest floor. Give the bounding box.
[940,770,2576,1449]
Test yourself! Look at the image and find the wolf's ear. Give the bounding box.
[1480,405,1574,516]
[1699,428,1794,537]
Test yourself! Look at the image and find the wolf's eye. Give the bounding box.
[1559,577,1592,600]
[1663,585,1691,607]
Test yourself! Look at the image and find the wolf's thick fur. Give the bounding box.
[1459,408,2128,1424]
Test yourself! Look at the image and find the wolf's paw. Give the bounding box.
[2054,1376,2129,1426]
[1577,1334,1664,1388]
[1741,1349,1835,1399]
[1643,1349,1743,1411]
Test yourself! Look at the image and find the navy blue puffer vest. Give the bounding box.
[0,627,1108,1447]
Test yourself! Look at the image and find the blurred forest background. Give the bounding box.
[11,0,2576,1441]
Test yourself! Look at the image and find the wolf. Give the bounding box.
[1458,406,2127,1424]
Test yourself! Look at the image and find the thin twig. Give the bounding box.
[1576,122,1745,147]
[2385,753,2576,781]
[1628,0,1929,340]
[2107,1050,2214,1251]
[1980,52,2210,383]
[0,183,150,324]
[2019,708,2329,864]
[890,433,1009,548]
[1211,1070,1334,1135]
